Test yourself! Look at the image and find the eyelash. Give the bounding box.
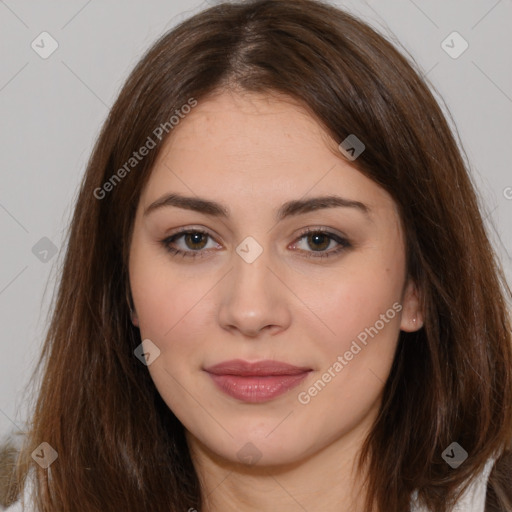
[159,227,351,260]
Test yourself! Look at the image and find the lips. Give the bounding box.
[204,359,312,376]
[204,359,312,403]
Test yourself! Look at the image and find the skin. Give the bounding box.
[128,90,423,512]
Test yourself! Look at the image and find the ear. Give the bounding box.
[126,284,139,327]
[131,308,139,327]
[400,278,424,332]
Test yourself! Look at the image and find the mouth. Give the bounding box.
[204,359,312,403]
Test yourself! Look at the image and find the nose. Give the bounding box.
[217,244,292,338]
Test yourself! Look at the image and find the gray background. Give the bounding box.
[1,0,511,440]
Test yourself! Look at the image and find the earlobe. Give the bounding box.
[130,308,139,327]
[126,285,139,327]
[400,279,424,332]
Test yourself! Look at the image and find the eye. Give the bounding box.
[160,229,219,259]
[159,227,351,260]
[291,228,351,259]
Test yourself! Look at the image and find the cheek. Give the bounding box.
[131,270,207,344]
[294,275,403,427]
[301,260,404,354]
[129,244,216,370]
[129,242,179,338]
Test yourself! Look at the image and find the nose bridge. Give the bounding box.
[233,236,269,289]
[217,234,291,336]
[230,234,273,306]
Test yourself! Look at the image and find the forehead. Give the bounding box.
[164,90,337,159]
[139,90,398,221]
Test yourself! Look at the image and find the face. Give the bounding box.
[128,90,422,467]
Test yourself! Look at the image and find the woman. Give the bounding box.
[3,0,511,510]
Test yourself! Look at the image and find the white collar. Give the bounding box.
[5,455,497,511]
[410,457,496,512]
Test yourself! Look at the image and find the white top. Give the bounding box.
[4,457,495,511]
[410,456,495,511]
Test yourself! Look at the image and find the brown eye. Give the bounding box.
[160,229,216,259]
[306,232,331,251]
[293,229,351,259]
[183,232,208,250]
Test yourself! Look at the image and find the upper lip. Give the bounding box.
[204,359,312,376]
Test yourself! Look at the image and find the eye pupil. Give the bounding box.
[308,233,330,251]
[185,232,207,250]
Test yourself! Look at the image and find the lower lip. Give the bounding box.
[206,372,310,403]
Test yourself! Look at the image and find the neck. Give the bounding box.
[186,415,375,512]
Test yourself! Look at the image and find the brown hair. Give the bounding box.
[6,0,512,510]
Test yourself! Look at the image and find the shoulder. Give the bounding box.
[2,465,34,511]
[0,430,24,511]
[485,449,512,511]
[4,499,24,511]
[3,468,34,512]
[451,457,496,511]
[410,456,496,512]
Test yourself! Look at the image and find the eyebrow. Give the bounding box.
[143,192,371,221]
